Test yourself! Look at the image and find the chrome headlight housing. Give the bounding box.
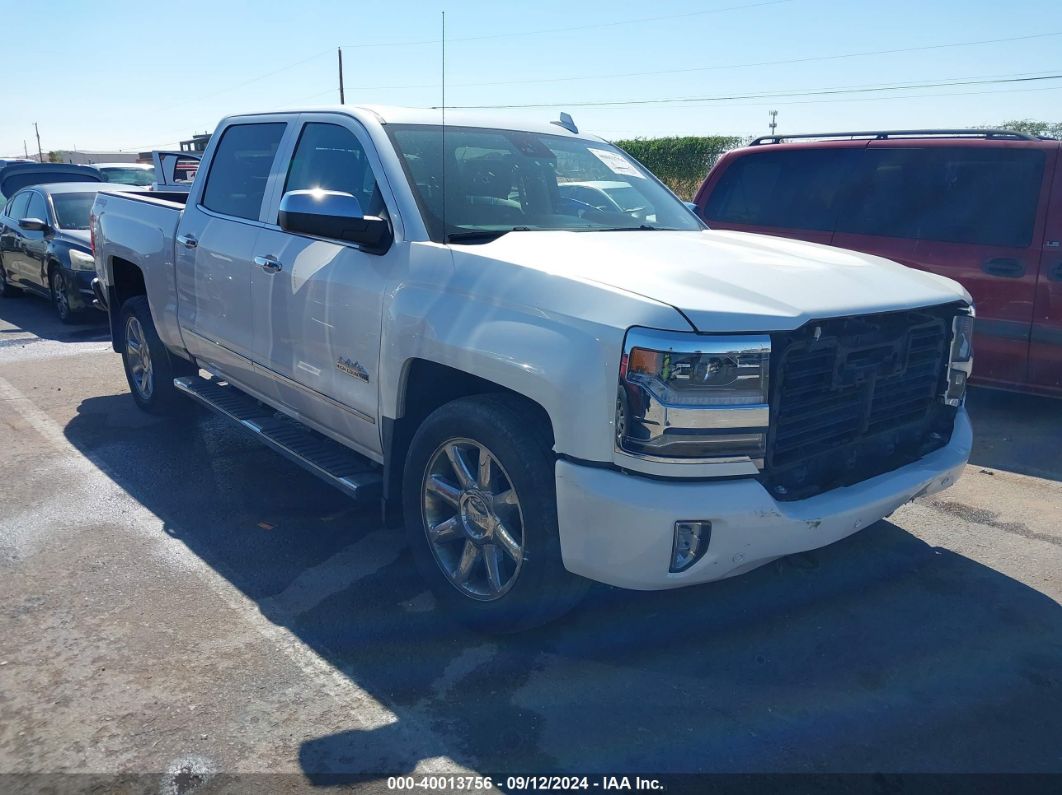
[68,248,96,272]
[944,307,974,407]
[617,328,771,464]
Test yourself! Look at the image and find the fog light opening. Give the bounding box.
[670,521,712,573]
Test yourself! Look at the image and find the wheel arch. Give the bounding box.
[383,359,555,503]
[107,256,147,351]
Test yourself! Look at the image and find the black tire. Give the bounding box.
[119,295,197,414]
[49,265,82,324]
[403,394,589,633]
[0,254,23,297]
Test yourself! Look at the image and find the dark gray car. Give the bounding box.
[0,183,142,323]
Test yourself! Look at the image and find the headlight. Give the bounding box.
[617,328,770,463]
[944,308,974,407]
[68,249,96,272]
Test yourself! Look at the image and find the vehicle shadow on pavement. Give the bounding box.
[63,395,1062,781]
[965,387,1062,482]
[0,296,109,344]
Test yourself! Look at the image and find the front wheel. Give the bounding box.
[120,295,196,414]
[50,267,82,324]
[403,394,589,633]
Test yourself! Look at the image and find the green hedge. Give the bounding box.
[615,136,742,200]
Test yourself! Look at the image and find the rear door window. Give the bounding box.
[838,147,1046,247]
[201,123,286,221]
[703,149,857,232]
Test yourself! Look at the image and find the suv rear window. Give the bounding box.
[201,123,286,220]
[703,149,858,232]
[706,145,1046,249]
[837,147,1046,247]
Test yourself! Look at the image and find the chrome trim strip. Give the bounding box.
[662,404,769,430]
[181,328,376,425]
[252,360,376,425]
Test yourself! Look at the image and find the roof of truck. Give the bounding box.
[231,105,601,140]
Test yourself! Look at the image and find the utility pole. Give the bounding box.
[23,140,29,158]
[338,47,345,104]
[769,110,778,136]
[34,123,44,162]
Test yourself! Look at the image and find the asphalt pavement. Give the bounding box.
[1,297,1060,792]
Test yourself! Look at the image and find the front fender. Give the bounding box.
[380,244,689,462]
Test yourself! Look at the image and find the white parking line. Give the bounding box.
[0,374,479,777]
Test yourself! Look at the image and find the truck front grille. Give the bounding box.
[760,304,960,501]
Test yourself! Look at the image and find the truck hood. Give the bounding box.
[474,229,969,332]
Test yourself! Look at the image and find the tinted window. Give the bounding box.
[836,149,926,238]
[703,149,857,231]
[100,166,154,186]
[25,192,48,223]
[285,123,383,216]
[202,123,285,220]
[2,172,99,195]
[6,191,30,220]
[838,147,1045,247]
[52,193,96,230]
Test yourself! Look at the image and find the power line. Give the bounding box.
[340,0,795,49]
[340,30,1062,92]
[437,72,1062,110]
[146,48,334,116]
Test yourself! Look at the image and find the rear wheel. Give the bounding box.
[0,255,23,297]
[120,295,196,414]
[403,394,589,633]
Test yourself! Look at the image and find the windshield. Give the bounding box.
[387,125,702,242]
[51,193,96,229]
[100,166,154,186]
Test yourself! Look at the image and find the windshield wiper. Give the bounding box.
[446,226,531,244]
[580,224,668,232]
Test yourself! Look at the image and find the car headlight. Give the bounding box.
[944,308,974,407]
[617,328,771,464]
[68,249,96,272]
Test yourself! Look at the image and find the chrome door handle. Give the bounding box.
[254,255,282,273]
[176,233,198,249]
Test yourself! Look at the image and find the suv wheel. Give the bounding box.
[403,394,589,632]
[120,295,196,414]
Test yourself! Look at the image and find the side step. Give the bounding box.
[174,376,382,502]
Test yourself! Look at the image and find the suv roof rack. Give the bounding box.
[749,128,1041,145]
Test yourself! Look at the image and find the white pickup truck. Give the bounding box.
[91,106,974,631]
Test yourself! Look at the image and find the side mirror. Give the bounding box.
[684,202,699,213]
[18,217,48,232]
[278,189,391,252]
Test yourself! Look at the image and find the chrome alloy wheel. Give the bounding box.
[125,315,154,400]
[421,438,525,601]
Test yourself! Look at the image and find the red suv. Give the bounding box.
[693,130,1062,397]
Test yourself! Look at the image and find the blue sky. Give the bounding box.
[1,0,1059,157]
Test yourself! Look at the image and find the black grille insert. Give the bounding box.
[760,304,960,501]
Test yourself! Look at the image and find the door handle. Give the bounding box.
[176,233,198,249]
[254,255,282,273]
[1049,262,1062,282]
[981,258,1025,278]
